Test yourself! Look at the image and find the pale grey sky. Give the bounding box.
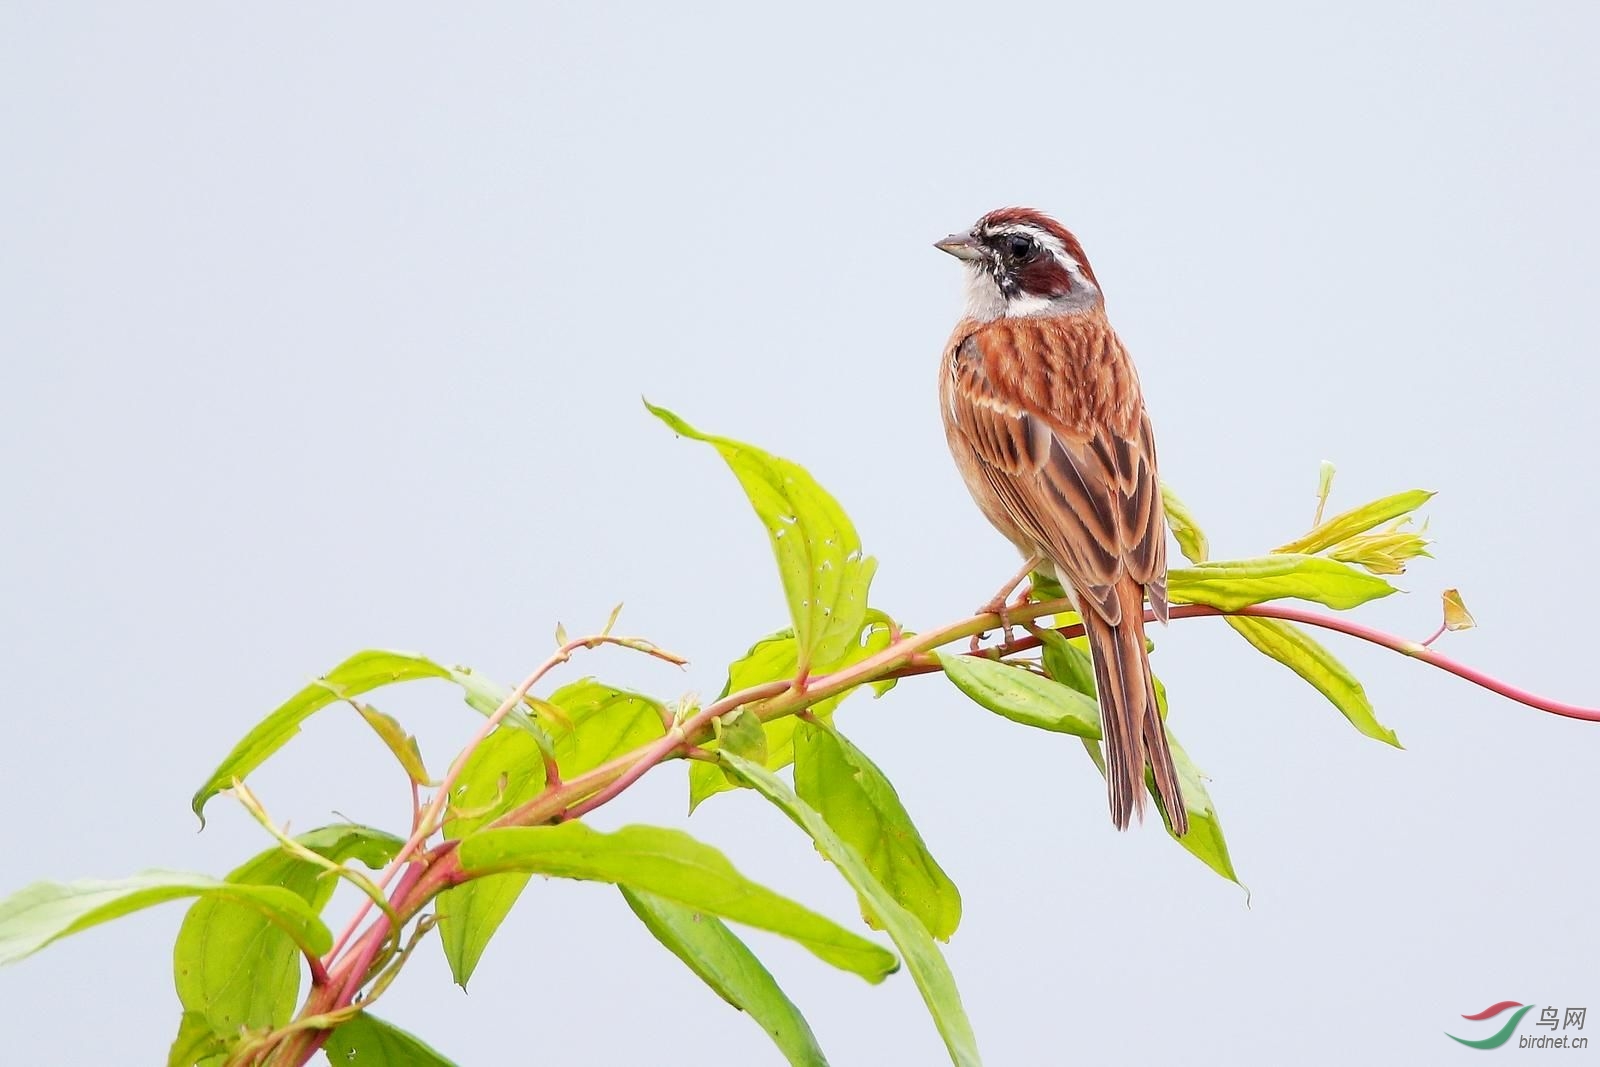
[3,3,1598,1064]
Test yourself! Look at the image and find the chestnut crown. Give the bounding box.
[936,207,1102,321]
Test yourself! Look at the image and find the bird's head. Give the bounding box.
[936,207,1102,322]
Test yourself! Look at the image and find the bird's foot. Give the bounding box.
[969,583,1035,653]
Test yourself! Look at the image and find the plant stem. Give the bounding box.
[270,594,1598,1064]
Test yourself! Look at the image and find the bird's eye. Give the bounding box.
[1004,234,1036,260]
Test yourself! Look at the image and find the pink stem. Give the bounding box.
[987,603,1600,724]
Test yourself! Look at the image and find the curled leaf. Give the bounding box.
[350,701,432,786]
[1442,588,1476,632]
[1160,485,1210,564]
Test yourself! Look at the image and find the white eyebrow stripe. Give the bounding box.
[984,223,1080,273]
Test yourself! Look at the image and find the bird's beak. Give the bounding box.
[934,232,985,262]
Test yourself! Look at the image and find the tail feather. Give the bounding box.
[1082,582,1188,835]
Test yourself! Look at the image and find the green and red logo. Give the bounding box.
[1449,1002,1537,1049]
[1448,1001,1588,1049]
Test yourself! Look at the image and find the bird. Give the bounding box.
[935,207,1187,835]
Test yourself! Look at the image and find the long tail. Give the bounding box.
[1081,581,1188,835]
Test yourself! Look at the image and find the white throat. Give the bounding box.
[960,262,1101,322]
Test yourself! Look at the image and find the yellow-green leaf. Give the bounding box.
[1275,489,1434,555]
[1167,555,1396,612]
[191,650,540,823]
[1160,485,1210,564]
[0,871,331,967]
[350,701,432,785]
[936,653,1100,737]
[621,887,829,1067]
[174,825,400,1038]
[1225,616,1400,746]
[647,402,876,675]
[437,677,663,987]
[458,823,897,983]
[794,723,962,940]
[324,1012,458,1065]
[690,613,896,811]
[720,753,981,1067]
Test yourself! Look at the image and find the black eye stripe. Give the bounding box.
[998,233,1038,261]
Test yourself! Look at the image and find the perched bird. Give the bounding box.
[935,207,1186,835]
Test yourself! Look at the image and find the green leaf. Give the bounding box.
[1154,728,1239,884]
[1075,728,1240,885]
[1225,616,1400,746]
[436,725,548,988]
[1160,485,1210,563]
[690,613,896,811]
[1275,489,1435,555]
[647,402,876,675]
[191,649,540,823]
[0,871,331,967]
[986,643,1243,886]
[715,707,769,782]
[719,753,981,1067]
[1035,628,1096,698]
[435,678,665,987]
[936,653,1100,737]
[794,723,961,941]
[350,700,432,785]
[458,822,897,984]
[621,887,829,1067]
[1167,555,1396,612]
[324,1012,458,1066]
[173,824,401,1038]
[543,677,667,780]
[167,1010,229,1067]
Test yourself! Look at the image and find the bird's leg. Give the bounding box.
[970,554,1044,652]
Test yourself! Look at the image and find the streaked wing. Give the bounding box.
[946,331,1166,625]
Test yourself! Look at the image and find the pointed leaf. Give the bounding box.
[436,725,548,988]
[720,753,981,1067]
[174,824,401,1037]
[0,871,331,966]
[647,402,876,674]
[621,887,829,1067]
[1167,555,1396,612]
[1327,525,1432,576]
[1275,489,1434,555]
[1153,728,1240,884]
[191,650,539,822]
[794,723,961,940]
[436,678,665,987]
[324,1012,458,1065]
[458,822,897,983]
[1160,485,1210,564]
[1075,723,1239,885]
[1225,616,1400,746]
[936,653,1099,737]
